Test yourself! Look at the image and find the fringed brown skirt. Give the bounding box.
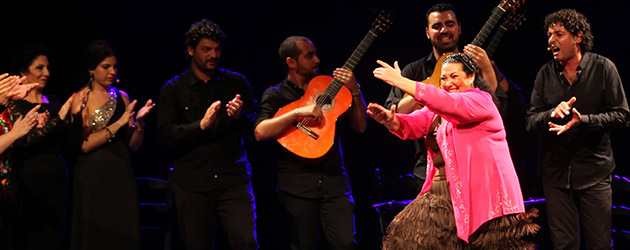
[382,178,539,250]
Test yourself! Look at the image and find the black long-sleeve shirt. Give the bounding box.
[526,52,630,190]
[254,78,351,199]
[157,66,256,191]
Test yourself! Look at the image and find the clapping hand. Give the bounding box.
[551,97,577,119]
[135,99,155,122]
[549,108,582,135]
[226,94,243,119]
[0,74,37,104]
[35,111,49,129]
[200,100,221,130]
[118,100,137,126]
[11,105,41,138]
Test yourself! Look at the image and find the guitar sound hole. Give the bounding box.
[316,95,333,111]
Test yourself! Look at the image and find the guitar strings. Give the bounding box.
[299,83,336,127]
[297,32,375,128]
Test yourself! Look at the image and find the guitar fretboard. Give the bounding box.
[321,31,378,104]
[471,6,506,47]
[486,25,508,57]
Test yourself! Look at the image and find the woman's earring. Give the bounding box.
[88,72,95,90]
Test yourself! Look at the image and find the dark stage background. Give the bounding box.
[2,0,629,249]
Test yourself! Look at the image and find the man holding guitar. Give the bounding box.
[254,36,366,249]
[384,2,527,195]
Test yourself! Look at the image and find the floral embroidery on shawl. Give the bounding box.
[490,186,521,217]
[415,81,426,100]
[440,121,470,237]
[0,108,14,198]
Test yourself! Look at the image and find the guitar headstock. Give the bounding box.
[370,9,394,36]
[500,0,526,30]
[499,0,525,12]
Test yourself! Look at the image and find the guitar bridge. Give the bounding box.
[294,122,319,140]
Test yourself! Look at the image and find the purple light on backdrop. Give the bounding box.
[139,203,167,206]
[612,205,630,211]
[523,198,546,204]
[136,177,167,182]
[613,175,630,183]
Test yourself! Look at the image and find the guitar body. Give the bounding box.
[274,75,352,159]
[404,52,453,109]
[273,10,393,158]
[423,52,453,87]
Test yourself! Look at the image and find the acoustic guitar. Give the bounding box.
[403,0,526,108]
[274,10,393,159]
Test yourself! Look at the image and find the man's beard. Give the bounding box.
[432,39,458,54]
[298,66,318,80]
[195,58,219,72]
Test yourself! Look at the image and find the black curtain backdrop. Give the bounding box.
[2,0,628,249]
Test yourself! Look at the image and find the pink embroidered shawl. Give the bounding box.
[390,83,525,243]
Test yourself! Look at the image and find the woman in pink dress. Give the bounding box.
[368,53,538,249]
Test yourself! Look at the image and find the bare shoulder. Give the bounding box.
[118,89,130,104]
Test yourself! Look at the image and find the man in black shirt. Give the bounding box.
[254,36,366,249]
[157,19,259,250]
[526,9,630,250]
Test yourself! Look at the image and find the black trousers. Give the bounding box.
[278,190,356,250]
[173,175,258,250]
[543,176,612,250]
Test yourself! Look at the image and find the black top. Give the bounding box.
[384,53,437,180]
[157,66,257,191]
[526,52,630,190]
[12,98,70,250]
[255,78,351,199]
[12,97,68,157]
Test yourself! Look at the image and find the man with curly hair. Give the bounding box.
[157,19,259,250]
[526,9,630,250]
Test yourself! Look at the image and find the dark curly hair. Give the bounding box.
[426,3,459,25]
[544,9,593,54]
[442,53,498,105]
[185,19,226,49]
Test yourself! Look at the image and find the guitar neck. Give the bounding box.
[485,25,508,58]
[470,6,506,47]
[324,30,378,97]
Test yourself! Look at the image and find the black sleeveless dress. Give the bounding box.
[70,88,140,250]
